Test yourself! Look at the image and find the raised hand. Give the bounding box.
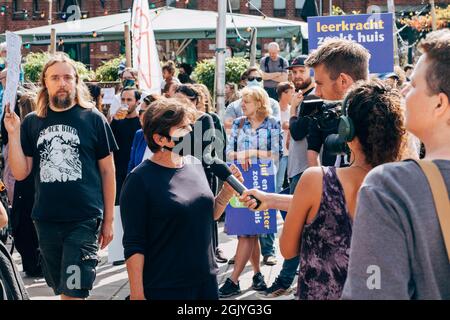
[3,103,21,135]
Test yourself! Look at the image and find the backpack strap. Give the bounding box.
[264,56,269,72]
[412,159,450,262]
[264,56,285,73]
[233,116,246,152]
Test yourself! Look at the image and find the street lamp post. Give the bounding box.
[48,0,52,25]
[387,0,400,66]
[215,0,227,118]
[430,0,437,31]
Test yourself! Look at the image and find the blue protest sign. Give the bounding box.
[308,13,394,73]
[225,161,277,236]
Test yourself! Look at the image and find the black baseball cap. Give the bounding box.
[287,55,308,70]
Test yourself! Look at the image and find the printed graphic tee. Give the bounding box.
[20,105,118,222]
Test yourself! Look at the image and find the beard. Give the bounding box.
[51,90,76,110]
[293,77,312,91]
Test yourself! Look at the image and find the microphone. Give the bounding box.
[208,157,261,210]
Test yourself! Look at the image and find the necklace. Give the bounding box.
[350,164,371,172]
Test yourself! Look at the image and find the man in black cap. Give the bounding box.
[286,55,317,193]
[256,55,318,300]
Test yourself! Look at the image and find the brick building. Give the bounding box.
[0,0,436,70]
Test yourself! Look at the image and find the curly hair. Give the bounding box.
[241,86,272,121]
[345,79,406,168]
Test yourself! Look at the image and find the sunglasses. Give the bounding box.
[247,76,263,82]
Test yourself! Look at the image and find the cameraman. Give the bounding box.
[304,39,371,167]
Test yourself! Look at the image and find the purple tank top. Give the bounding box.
[297,166,353,300]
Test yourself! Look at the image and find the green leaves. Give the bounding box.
[23,52,95,83]
[192,57,250,95]
[95,55,125,82]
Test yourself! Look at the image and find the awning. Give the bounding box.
[8,6,307,45]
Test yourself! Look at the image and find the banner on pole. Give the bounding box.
[1,31,22,118]
[308,13,394,73]
[131,0,163,93]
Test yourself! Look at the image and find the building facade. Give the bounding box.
[0,0,435,70]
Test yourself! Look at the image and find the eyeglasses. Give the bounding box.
[247,76,263,82]
[47,75,76,83]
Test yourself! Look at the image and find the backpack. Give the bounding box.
[263,56,285,73]
[0,241,29,300]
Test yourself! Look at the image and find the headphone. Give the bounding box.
[337,95,355,142]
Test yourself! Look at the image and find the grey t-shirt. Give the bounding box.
[260,56,289,89]
[342,160,450,300]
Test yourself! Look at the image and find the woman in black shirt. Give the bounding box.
[120,98,242,300]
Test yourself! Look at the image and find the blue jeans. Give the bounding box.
[276,256,300,288]
[272,172,304,288]
[259,233,275,257]
[289,172,302,195]
[276,156,288,193]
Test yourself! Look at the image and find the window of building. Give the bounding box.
[228,0,240,12]
[12,0,28,20]
[120,0,132,11]
[33,0,39,12]
[187,0,198,9]
[273,0,286,17]
[248,0,262,15]
[295,0,306,17]
[13,0,22,12]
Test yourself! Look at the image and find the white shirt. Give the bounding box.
[280,105,291,156]
[142,147,153,163]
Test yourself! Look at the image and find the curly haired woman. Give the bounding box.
[240,79,408,300]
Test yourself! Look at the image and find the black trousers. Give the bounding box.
[11,175,41,275]
[206,171,220,251]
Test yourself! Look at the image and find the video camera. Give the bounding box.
[300,99,342,132]
[300,99,350,156]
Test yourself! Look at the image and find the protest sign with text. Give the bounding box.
[225,160,277,236]
[308,13,394,73]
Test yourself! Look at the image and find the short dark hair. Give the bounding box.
[121,87,141,101]
[142,99,195,153]
[277,81,295,98]
[305,38,370,81]
[175,84,199,104]
[418,29,450,97]
[142,93,161,106]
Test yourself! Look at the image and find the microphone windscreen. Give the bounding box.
[208,158,232,181]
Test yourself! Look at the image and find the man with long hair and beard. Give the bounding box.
[4,52,118,300]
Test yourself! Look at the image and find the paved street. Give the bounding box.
[12,216,297,300]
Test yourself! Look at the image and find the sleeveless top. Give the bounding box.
[297,166,353,300]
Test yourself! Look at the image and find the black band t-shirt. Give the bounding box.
[20,105,118,222]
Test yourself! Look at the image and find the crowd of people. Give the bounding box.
[0,28,448,301]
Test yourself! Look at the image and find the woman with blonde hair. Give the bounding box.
[225,82,240,108]
[218,86,283,298]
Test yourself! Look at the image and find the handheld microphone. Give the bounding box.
[208,158,261,210]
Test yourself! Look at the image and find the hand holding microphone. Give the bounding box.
[208,158,262,210]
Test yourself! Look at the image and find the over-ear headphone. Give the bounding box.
[337,95,355,142]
